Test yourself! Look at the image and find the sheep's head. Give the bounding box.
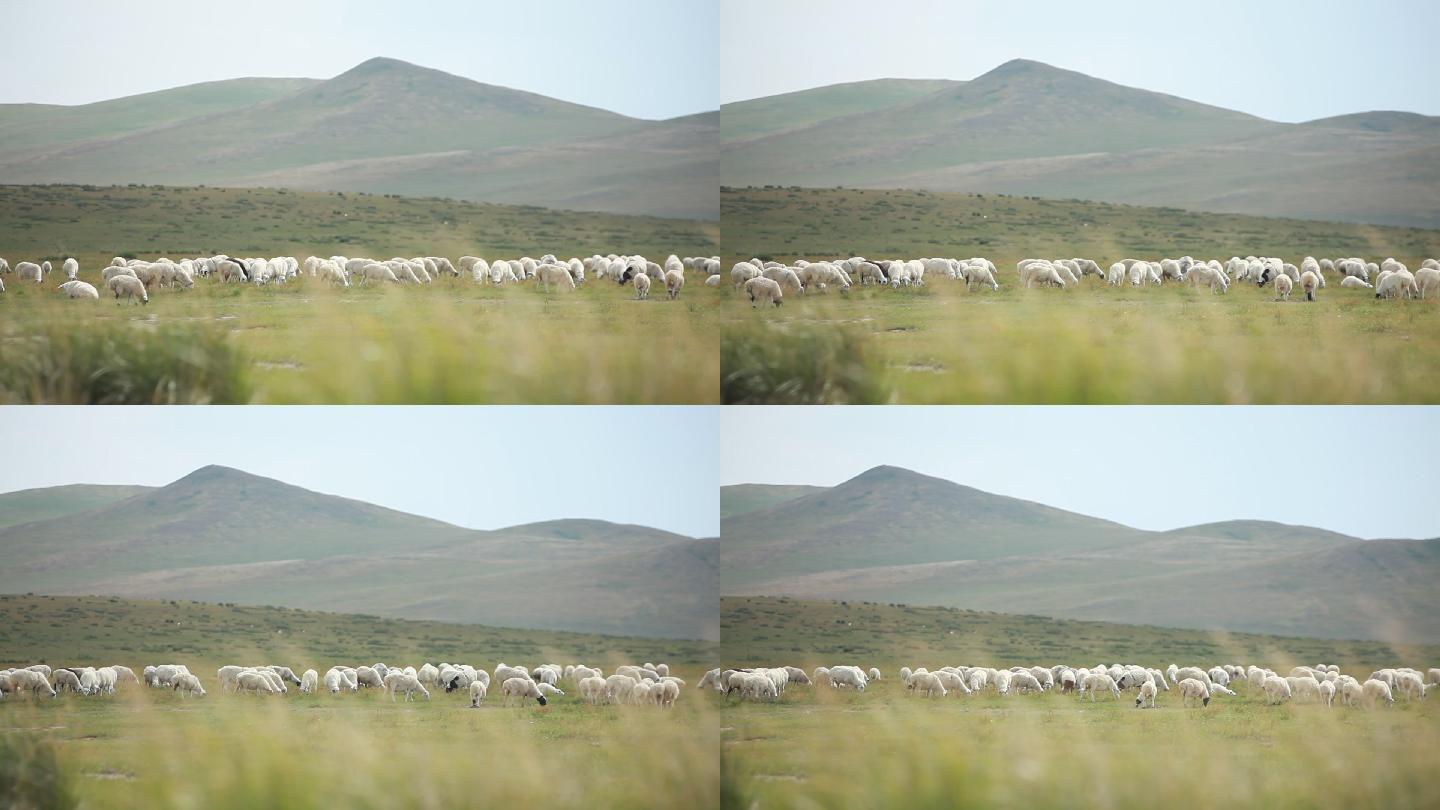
[536,696,548,706]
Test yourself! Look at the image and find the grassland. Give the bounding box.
[0,184,721,403]
[0,596,718,809]
[719,597,1440,809]
[721,187,1440,403]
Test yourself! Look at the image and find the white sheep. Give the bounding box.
[1318,680,1336,707]
[15,261,48,283]
[105,274,148,305]
[468,680,488,707]
[1300,270,1320,301]
[1080,672,1119,701]
[1179,678,1210,707]
[744,276,783,308]
[173,673,206,697]
[633,272,652,300]
[384,672,431,702]
[1274,273,1293,301]
[1263,675,1292,704]
[1136,680,1158,708]
[1340,275,1373,289]
[665,269,685,300]
[1363,678,1394,707]
[502,676,548,706]
[1416,267,1440,299]
[298,669,318,694]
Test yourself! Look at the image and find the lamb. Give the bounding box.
[633,272,651,300]
[1136,680,1158,708]
[1319,680,1336,707]
[536,683,565,698]
[868,667,882,681]
[1340,275,1373,289]
[384,672,431,702]
[744,276,784,308]
[502,676,548,706]
[299,669,318,694]
[665,269,685,300]
[1300,270,1320,301]
[1179,678,1211,707]
[173,673,206,697]
[469,680,488,707]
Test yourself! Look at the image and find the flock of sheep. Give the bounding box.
[0,253,721,302]
[0,659,686,709]
[728,254,1440,306]
[713,662,1438,710]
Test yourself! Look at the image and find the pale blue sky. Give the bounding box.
[721,0,1440,122]
[0,407,719,537]
[720,407,1440,539]
[1,0,717,119]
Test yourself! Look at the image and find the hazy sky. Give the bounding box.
[720,407,1440,539]
[721,0,1440,122]
[2,0,717,119]
[1,407,719,537]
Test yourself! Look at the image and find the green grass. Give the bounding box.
[0,485,153,530]
[0,596,718,808]
[720,187,1440,403]
[0,184,721,403]
[719,597,1440,809]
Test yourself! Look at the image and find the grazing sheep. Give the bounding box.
[236,671,278,695]
[1300,270,1320,301]
[502,676,548,706]
[1263,675,1292,704]
[1416,267,1440,299]
[868,667,881,681]
[1319,680,1336,707]
[173,673,206,697]
[299,669,318,694]
[57,281,99,299]
[534,263,576,292]
[579,676,608,704]
[1136,680,1158,708]
[468,680,488,707]
[1080,673,1120,701]
[1363,678,1394,707]
[1274,274,1293,301]
[1395,672,1426,701]
[105,274,148,305]
[384,672,431,702]
[908,671,946,698]
[744,276,783,308]
[664,269,685,300]
[322,670,345,694]
[356,666,384,689]
[1179,678,1210,707]
[706,274,721,286]
[1340,275,1373,289]
[633,272,652,300]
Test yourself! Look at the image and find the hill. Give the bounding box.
[720,484,827,519]
[0,58,717,220]
[0,466,717,640]
[721,59,1440,227]
[0,483,155,529]
[720,596,1440,671]
[721,466,1440,643]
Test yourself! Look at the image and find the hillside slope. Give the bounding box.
[0,58,717,220]
[721,466,1440,643]
[0,466,716,640]
[0,484,156,530]
[721,59,1440,227]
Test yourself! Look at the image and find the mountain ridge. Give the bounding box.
[720,58,1440,227]
[0,465,714,640]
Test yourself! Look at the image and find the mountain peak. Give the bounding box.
[172,464,263,485]
[975,58,1066,82]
